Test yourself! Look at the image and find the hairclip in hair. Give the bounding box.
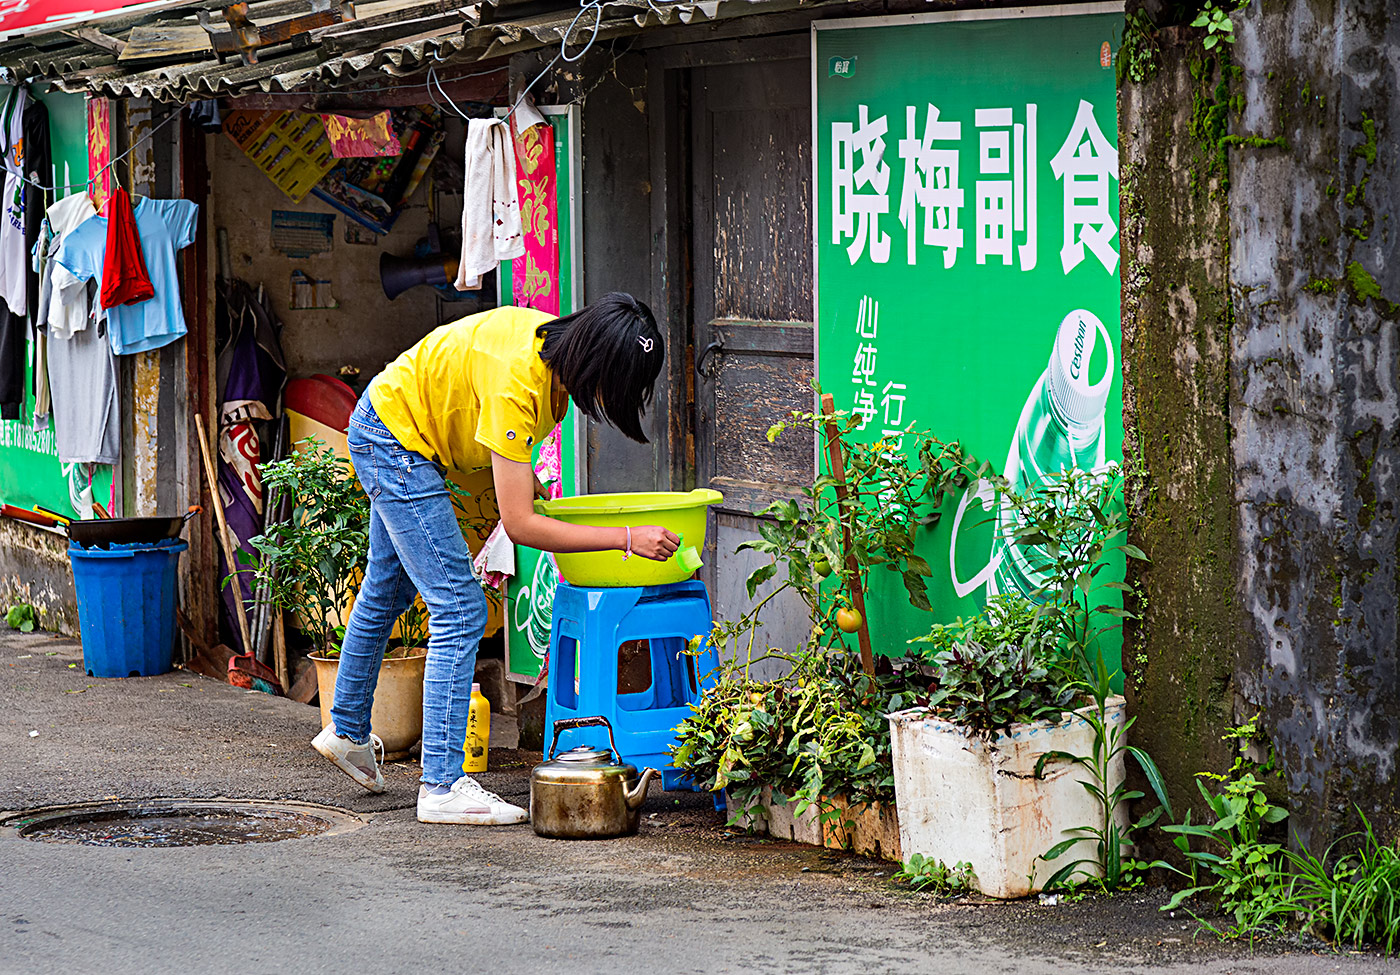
[637,336,654,353]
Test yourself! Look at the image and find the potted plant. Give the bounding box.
[671,404,983,860]
[674,406,1168,889]
[244,437,427,759]
[674,641,906,859]
[888,465,1165,898]
[888,592,1119,898]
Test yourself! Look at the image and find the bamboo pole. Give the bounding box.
[273,609,288,692]
[194,413,254,660]
[820,393,875,677]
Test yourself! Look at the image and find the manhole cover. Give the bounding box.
[2,799,362,847]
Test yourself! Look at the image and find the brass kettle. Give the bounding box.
[530,716,658,839]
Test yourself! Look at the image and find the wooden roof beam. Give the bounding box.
[199,0,355,65]
[60,27,128,56]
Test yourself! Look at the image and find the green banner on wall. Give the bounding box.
[0,89,114,518]
[500,106,581,683]
[814,7,1125,665]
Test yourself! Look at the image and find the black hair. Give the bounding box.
[537,292,664,443]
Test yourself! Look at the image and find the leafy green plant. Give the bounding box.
[678,406,1163,890]
[5,603,38,633]
[1163,776,1294,940]
[672,668,795,803]
[1117,8,1160,85]
[913,591,1051,659]
[672,643,901,815]
[675,404,984,820]
[972,465,1167,891]
[992,466,1145,686]
[907,594,1077,734]
[1288,810,1400,954]
[747,408,985,657]
[1153,716,1293,936]
[397,598,430,650]
[241,437,370,657]
[1034,687,1172,892]
[1157,722,1400,953]
[1192,0,1239,50]
[894,854,976,894]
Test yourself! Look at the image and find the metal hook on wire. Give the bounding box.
[500,51,560,127]
[560,0,604,63]
[427,63,471,120]
[501,0,605,125]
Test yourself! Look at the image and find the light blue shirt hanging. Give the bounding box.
[55,197,199,355]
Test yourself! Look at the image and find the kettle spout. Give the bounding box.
[625,767,659,811]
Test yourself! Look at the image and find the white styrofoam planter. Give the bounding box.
[888,696,1127,899]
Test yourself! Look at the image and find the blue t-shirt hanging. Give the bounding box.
[56,197,199,355]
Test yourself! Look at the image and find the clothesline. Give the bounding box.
[431,0,687,127]
[24,58,499,194]
[10,106,183,196]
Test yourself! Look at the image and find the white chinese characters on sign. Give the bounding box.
[880,381,907,449]
[832,105,892,264]
[1049,99,1119,274]
[832,98,1115,274]
[851,296,879,428]
[897,104,963,268]
[848,296,910,444]
[974,105,1037,270]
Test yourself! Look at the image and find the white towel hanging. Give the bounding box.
[455,117,524,291]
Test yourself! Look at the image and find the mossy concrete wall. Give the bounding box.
[1121,25,1245,837]
[1123,6,1400,847]
[0,521,76,635]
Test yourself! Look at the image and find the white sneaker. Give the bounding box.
[312,723,386,794]
[416,775,529,825]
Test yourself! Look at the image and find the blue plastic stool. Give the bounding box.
[545,580,719,791]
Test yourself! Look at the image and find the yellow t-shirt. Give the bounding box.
[368,306,560,472]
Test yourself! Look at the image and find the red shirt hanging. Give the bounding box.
[100,185,155,308]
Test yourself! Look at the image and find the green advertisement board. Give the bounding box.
[814,7,1125,667]
[500,106,582,682]
[0,89,115,518]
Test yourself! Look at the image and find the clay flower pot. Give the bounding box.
[310,648,427,760]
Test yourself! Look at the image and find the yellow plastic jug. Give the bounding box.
[462,683,490,773]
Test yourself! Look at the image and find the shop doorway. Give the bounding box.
[687,55,814,674]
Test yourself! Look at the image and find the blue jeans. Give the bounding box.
[330,394,487,787]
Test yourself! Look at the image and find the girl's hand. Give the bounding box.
[629,525,680,561]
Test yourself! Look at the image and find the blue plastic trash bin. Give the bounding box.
[68,538,187,678]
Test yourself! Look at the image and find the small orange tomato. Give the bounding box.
[836,608,863,633]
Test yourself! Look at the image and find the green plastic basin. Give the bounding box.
[534,489,723,587]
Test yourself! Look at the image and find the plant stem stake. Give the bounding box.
[820,393,874,677]
[195,413,254,662]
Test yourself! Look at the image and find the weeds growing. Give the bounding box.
[894,854,977,894]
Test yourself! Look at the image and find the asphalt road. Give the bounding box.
[2,632,1395,975]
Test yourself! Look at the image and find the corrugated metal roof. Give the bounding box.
[0,0,846,101]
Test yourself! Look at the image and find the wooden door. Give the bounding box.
[691,58,814,676]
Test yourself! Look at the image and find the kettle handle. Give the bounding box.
[546,715,622,762]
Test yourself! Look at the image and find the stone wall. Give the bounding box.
[1123,3,1400,847]
[1121,25,1245,836]
[0,521,76,635]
